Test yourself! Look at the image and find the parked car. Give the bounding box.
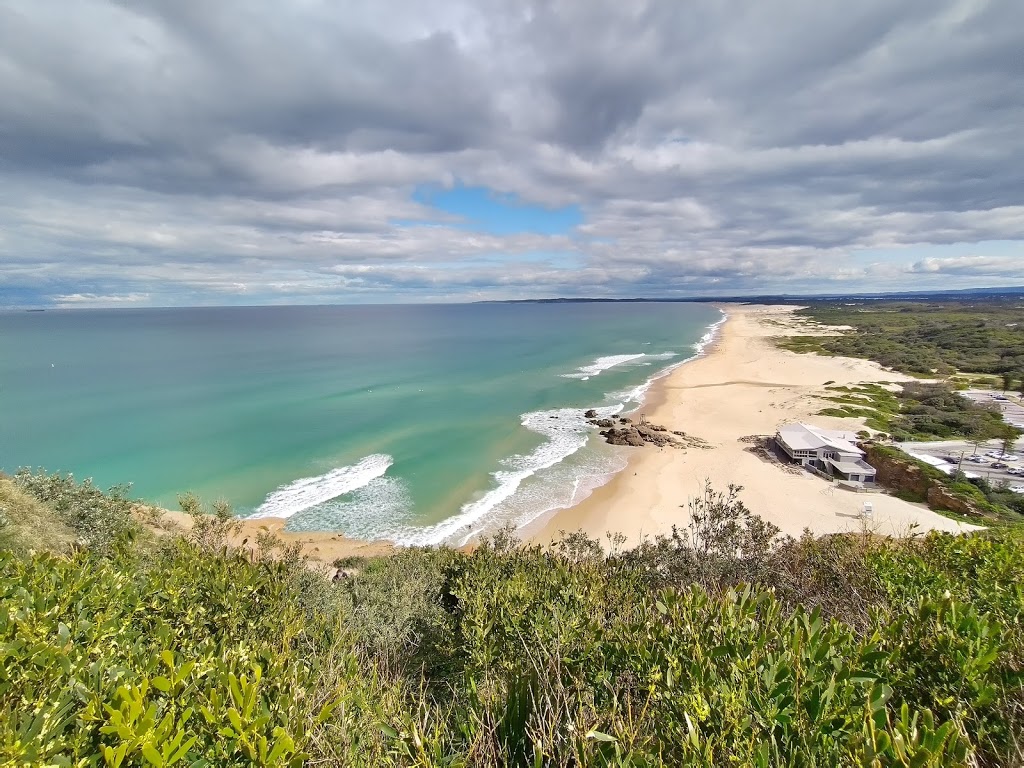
[1001,454,1019,461]
[992,462,1009,469]
[1008,467,1024,476]
[1010,485,1024,494]
[968,456,989,464]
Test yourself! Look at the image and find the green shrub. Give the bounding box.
[11,468,141,553]
[3,477,1023,766]
[0,476,75,554]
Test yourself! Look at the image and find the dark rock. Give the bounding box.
[619,417,632,424]
[584,409,598,419]
[595,418,615,428]
[602,427,646,447]
[623,430,646,447]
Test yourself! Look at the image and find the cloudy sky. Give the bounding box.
[1,0,1022,307]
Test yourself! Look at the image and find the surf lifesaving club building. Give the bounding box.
[774,423,877,485]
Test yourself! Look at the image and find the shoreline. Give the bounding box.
[532,303,981,544]
[513,307,729,541]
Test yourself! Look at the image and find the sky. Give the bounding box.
[1,0,1022,307]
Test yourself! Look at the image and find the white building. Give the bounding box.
[774,423,877,484]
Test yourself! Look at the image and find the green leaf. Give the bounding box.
[151,676,172,693]
[585,730,617,742]
[141,743,164,766]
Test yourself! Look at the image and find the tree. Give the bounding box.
[1001,432,1018,457]
[1001,371,1014,391]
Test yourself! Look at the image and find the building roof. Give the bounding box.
[776,423,864,455]
[825,456,876,475]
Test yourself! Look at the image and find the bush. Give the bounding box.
[0,543,352,765]
[3,478,1023,765]
[11,468,140,553]
[0,476,76,553]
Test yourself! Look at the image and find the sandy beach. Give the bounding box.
[534,304,980,544]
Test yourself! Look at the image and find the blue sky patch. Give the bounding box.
[411,184,583,236]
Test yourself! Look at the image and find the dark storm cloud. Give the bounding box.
[0,0,1022,306]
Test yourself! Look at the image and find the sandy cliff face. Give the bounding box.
[864,445,986,519]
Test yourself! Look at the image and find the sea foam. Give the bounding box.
[249,453,393,519]
[396,403,623,546]
[282,475,414,537]
[396,313,728,545]
[561,353,648,380]
[274,312,729,543]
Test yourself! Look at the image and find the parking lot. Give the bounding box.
[962,389,1024,429]
[898,439,1024,492]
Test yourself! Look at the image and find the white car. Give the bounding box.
[968,456,989,464]
[984,452,1018,462]
[1008,467,1024,476]
[1010,485,1024,494]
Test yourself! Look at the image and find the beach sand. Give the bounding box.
[534,304,981,544]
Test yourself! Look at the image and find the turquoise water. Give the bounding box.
[0,303,721,544]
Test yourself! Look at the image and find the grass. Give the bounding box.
[0,475,76,553]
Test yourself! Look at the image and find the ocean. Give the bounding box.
[0,302,722,544]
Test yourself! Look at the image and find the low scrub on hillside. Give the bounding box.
[777,301,1024,378]
[817,382,1021,444]
[1,476,1023,766]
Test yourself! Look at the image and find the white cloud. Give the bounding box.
[0,0,1022,305]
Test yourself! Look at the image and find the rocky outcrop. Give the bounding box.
[581,410,711,450]
[602,426,650,447]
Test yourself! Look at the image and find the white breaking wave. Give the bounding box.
[609,380,654,408]
[249,454,393,519]
[396,403,623,546]
[281,475,414,537]
[612,313,728,399]
[395,314,728,546]
[561,353,647,380]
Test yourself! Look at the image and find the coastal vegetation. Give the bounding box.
[774,299,1024,523]
[777,300,1024,379]
[817,382,1020,444]
[2,473,1023,766]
